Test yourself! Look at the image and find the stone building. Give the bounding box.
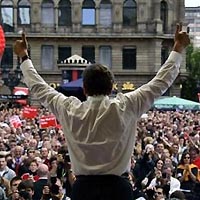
[185,6,200,48]
[0,0,186,98]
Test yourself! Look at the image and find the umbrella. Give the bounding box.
[56,78,86,101]
[153,96,200,110]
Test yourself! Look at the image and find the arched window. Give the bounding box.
[99,0,112,27]
[123,0,137,26]
[0,0,14,32]
[58,0,71,26]
[41,0,55,26]
[160,0,168,33]
[17,0,31,25]
[82,0,95,25]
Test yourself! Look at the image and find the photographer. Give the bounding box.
[147,165,180,198]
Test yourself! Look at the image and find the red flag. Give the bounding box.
[0,25,5,59]
[13,87,29,105]
[9,115,22,128]
[22,106,38,119]
[39,115,57,129]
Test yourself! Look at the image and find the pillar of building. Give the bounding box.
[153,0,162,34]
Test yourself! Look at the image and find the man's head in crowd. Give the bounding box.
[40,147,49,159]
[18,179,34,199]
[0,154,7,171]
[29,159,38,173]
[37,163,49,178]
[10,176,22,193]
[190,147,199,162]
[13,145,24,158]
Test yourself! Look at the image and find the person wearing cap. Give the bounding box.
[13,24,190,200]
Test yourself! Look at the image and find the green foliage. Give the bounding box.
[182,45,200,101]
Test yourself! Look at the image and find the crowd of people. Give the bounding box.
[0,102,199,200]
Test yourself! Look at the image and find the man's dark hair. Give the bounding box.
[170,190,185,199]
[83,63,114,96]
[10,176,22,187]
[18,179,34,191]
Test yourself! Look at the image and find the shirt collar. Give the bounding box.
[87,95,109,101]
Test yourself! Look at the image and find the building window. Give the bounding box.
[99,0,112,27]
[82,46,95,63]
[58,0,71,26]
[41,0,54,26]
[17,0,31,25]
[41,45,54,70]
[160,0,168,33]
[0,0,14,32]
[82,0,95,25]
[99,46,112,68]
[161,47,169,65]
[58,46,71,62]
[1,45,13,68]
[123,47,136,69]
[123,0,137,27]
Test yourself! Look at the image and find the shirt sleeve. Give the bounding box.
[123,51,182,118]
[20,59,75,119]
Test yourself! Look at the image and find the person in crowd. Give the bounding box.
[13,23,190,200]
[154,142,165,160]
[176,151,199,200]
[18,179,34,200]
[7,145,27,177]
[169,190,186,200]
[133,144,156,190]
[21,159,39,182]
[189,146,200,169]
[32,163,49,200]
[153,185,166,200]
[40,147,50,168]
[148,165,180,197]
[171,143,181,167]
[0,154,16,181]
[8,176,22,200]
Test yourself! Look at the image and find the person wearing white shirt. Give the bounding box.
[13,24,190,200]
[148,165,180,197]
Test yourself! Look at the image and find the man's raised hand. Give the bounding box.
[13,32,28,58]
[173,23,190,53]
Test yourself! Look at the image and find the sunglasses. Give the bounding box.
[184,156,190,159]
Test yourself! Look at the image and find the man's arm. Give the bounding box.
[13,33,72,119]
[123,23,190,118]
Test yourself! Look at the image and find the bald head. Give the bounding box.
[37,164,49,177]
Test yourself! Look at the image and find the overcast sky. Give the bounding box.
[185,0,200,7]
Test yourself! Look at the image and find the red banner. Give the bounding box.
[13,87,29,105]
[9,115,22,128]
[39,115,57,129]
[23,106,38,119]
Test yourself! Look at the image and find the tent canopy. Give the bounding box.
[61,78,83,89]
[56,78,86,101]
[153,96,200,110]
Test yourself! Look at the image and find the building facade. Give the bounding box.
[0,0,186,99]
[185,6,200,48]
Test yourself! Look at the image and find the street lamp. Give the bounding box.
[1,65,22,94]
